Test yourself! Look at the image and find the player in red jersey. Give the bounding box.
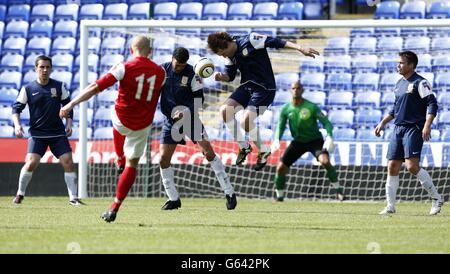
[60,35,166,222]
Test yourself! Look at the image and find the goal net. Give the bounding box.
[76,19,450,202]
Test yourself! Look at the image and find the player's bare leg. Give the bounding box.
[60,152,84,206]
[198,140,236,209]
[159,143,181,210]
[318,153,344,201]
[406,157,443,215]
[13,153,40,204]
[379,160,402,215]
[273,162,289,202]
[242,108,271,171]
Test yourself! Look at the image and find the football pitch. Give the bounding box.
[0,197,448,254]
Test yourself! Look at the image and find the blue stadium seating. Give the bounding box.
[327,91,353,108]
[0,5,6,22]
[30,4,54,21]
[404,36,429,55]
[152,37,176,56]
[53,20,78,38]
[374,27,401,37]
[73,107,93,127]
[76,36,101,55]
[127,2,149,20]
[0,21,4,39]
[328,109,354,127]
[252,2,278,36]
[434,72,450,91]
[353,73,379,91]
[437,92,450,109]
[6,4,30,22]
[228,2,253,19]
[23,53,39,72]
[153,2,178,19]
[432,55,450,72]
[350,37,376,56]
[52,53,74,72]
[354,91,381,108]
[277,1,302,36]
[324,37,349,56]
[0,88,18,107]
[380,73,400,92]
[103,3,128,20]
[69,126,92,140]
[350,28,374,38]
[22,70,36,86]
[354,109,382,127]
[96,89,117,108]
[324,55,351,73]
[4,20,28,39]
[430,37,450,55]
[272,91,291,106]
[303,91,326,107]
[79,3,104,20]
[400,0,426,19]
[4,37,26,55]
[438,110,450,127]
[356,128,378,141]
[72,71,98,91]
[73,53,100,73]
[351,55,377,74]
[51,70,72,90]
[427,1,450,19]
[93,107,113,127]
[333,127,355,141]
[0,71,22,89]
[51,37,76,55]
[54,3,79,21]
[303,1,322,19]
[93,126,113,139]
[176,2,203,36]
[276,72,299,90]
[99,54,124,73]
[0,54,24,72]
[378,57,398,73]
[325,73,352,91]
[151,54,172,66]
[28,20,53,38]
[100,36,126,55]
[417,54,432,72]
[27,36,52,56]
[300,56,324,73]
[380,91,395,108]
[0,107,12,125]
[441,129,450,142]
[0,125,14,137]
[300,72,325,91]
[377,36,403,55]
[374,1,400,19]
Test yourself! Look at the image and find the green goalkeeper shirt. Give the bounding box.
[275,99,333,143]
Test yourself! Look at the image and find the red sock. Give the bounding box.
[113,127,125,160]
[112,167,137,211]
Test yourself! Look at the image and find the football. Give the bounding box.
[194,57,215,78]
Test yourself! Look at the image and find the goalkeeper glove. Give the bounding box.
[271,139,280,153]
[323,136,335,153]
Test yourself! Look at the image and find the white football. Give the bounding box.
[194,57,215,78]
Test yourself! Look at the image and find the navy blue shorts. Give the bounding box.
[27,136,72,158]
[387,125,424,160]
[160,117,206,145]
[229,83,275,115]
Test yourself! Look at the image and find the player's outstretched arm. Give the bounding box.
[60,83,100,119]
[284,41,320,58]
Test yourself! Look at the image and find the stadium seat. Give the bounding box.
[374,1,400,19]
[325,73,352,91]
[441,129,450,142]
[52,53,73,72]
[0,5,6,22]
[103,3,128,20]
[380,73,401,92]
[300,73,325,91]
[73,53,99,73]
[0,20,4,39]
[0,71,22,89]
[6,4,31,22]
[72,71,98,91]
[403,36,430,55]
[416,54,432,73]
[151,54,172,66]
[299,56,324,73]
[350,37,376,56]
[23,53,40,72]
[0,88,18,107]
[356,128,378,141]
[4,21,28,39]
[69,126,92,140]
[378,56,398,73]
[303,91,326,107]
[438,110,450,127]
[79,3,104,20]
[427,1,450,18]
[100,36,126,55]
[53,20,78,38]
[127,2,150,20]
[353,73,379,91]
[93,126,113,140]
[72,106,93,127]
[328,109,354,127]
[350,28,375,38]
[22,70,37,86]
[153,37,176,56]
[51,70,72,90]
[432,55,450,72]
[351,55,378,74]
[400,0,426,19]
[0,125,14,137]
[0,54,24,72]
[333,127,355,141]
[437,92,450,109]
[26,37,51,56]
[277,1,303,36]
[272,91,291,106]
[153,2,178,19]
[176,2,203,36]
[76,36,101,55]
[380,92,395,108]
[96,89,117,108]
[324,55,351,73]
[0,106,12,126]
[354,109,382,127]
[429,129,440,142]
[100,54,124,73]
[324,37,350,56]
[93,107,112,127]
[327,91,353,108]
[303,2,323,19]
[227,2,253,35]
[51,37,76,55]
[354,91,381,108]
[275,72,299,91]
[30,4,54,21]
[430,37,450,55]
[377,37,403,55]
[433,72,450,91]
[201,2,228,36]
[252,2,278,36]
[28,20,53,38]
[54,4,79,21]
[374,27,401,37]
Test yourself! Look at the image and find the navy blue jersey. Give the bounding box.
[225,32,286,90]
[389,72,438,127]
[160,62,204,123]
[12,79,73,138]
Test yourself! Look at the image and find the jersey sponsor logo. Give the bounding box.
[181,76,188,86]
[407,83,414,93]
[50,88,57,98]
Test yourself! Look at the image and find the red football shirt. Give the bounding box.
[96,56,166,130]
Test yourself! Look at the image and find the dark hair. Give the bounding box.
[35,55,52,67]
[399,51,418,68]
[207,32,233,53]
[172,47,189,64]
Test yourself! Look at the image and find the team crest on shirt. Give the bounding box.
[181,76,188,86]
[50,88,57,98]
[242,48,248,56]
[407,83,414,93]
[299,108,311,120]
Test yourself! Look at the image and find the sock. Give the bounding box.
[17,168,33,196]
[113,127,125,159]
[210,156,234,195]
[248,126,269,153]
[225,119,247,149]
[160,166,179,201]
[386,175,399,208]
[112,166,137,211]
[275,175,286,198]
[64,172,78,201]
[325,166,340,189]
[415,168,441,200]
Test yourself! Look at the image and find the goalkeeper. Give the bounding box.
[270,81,344,201]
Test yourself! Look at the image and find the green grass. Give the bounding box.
[0,197,449,254]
